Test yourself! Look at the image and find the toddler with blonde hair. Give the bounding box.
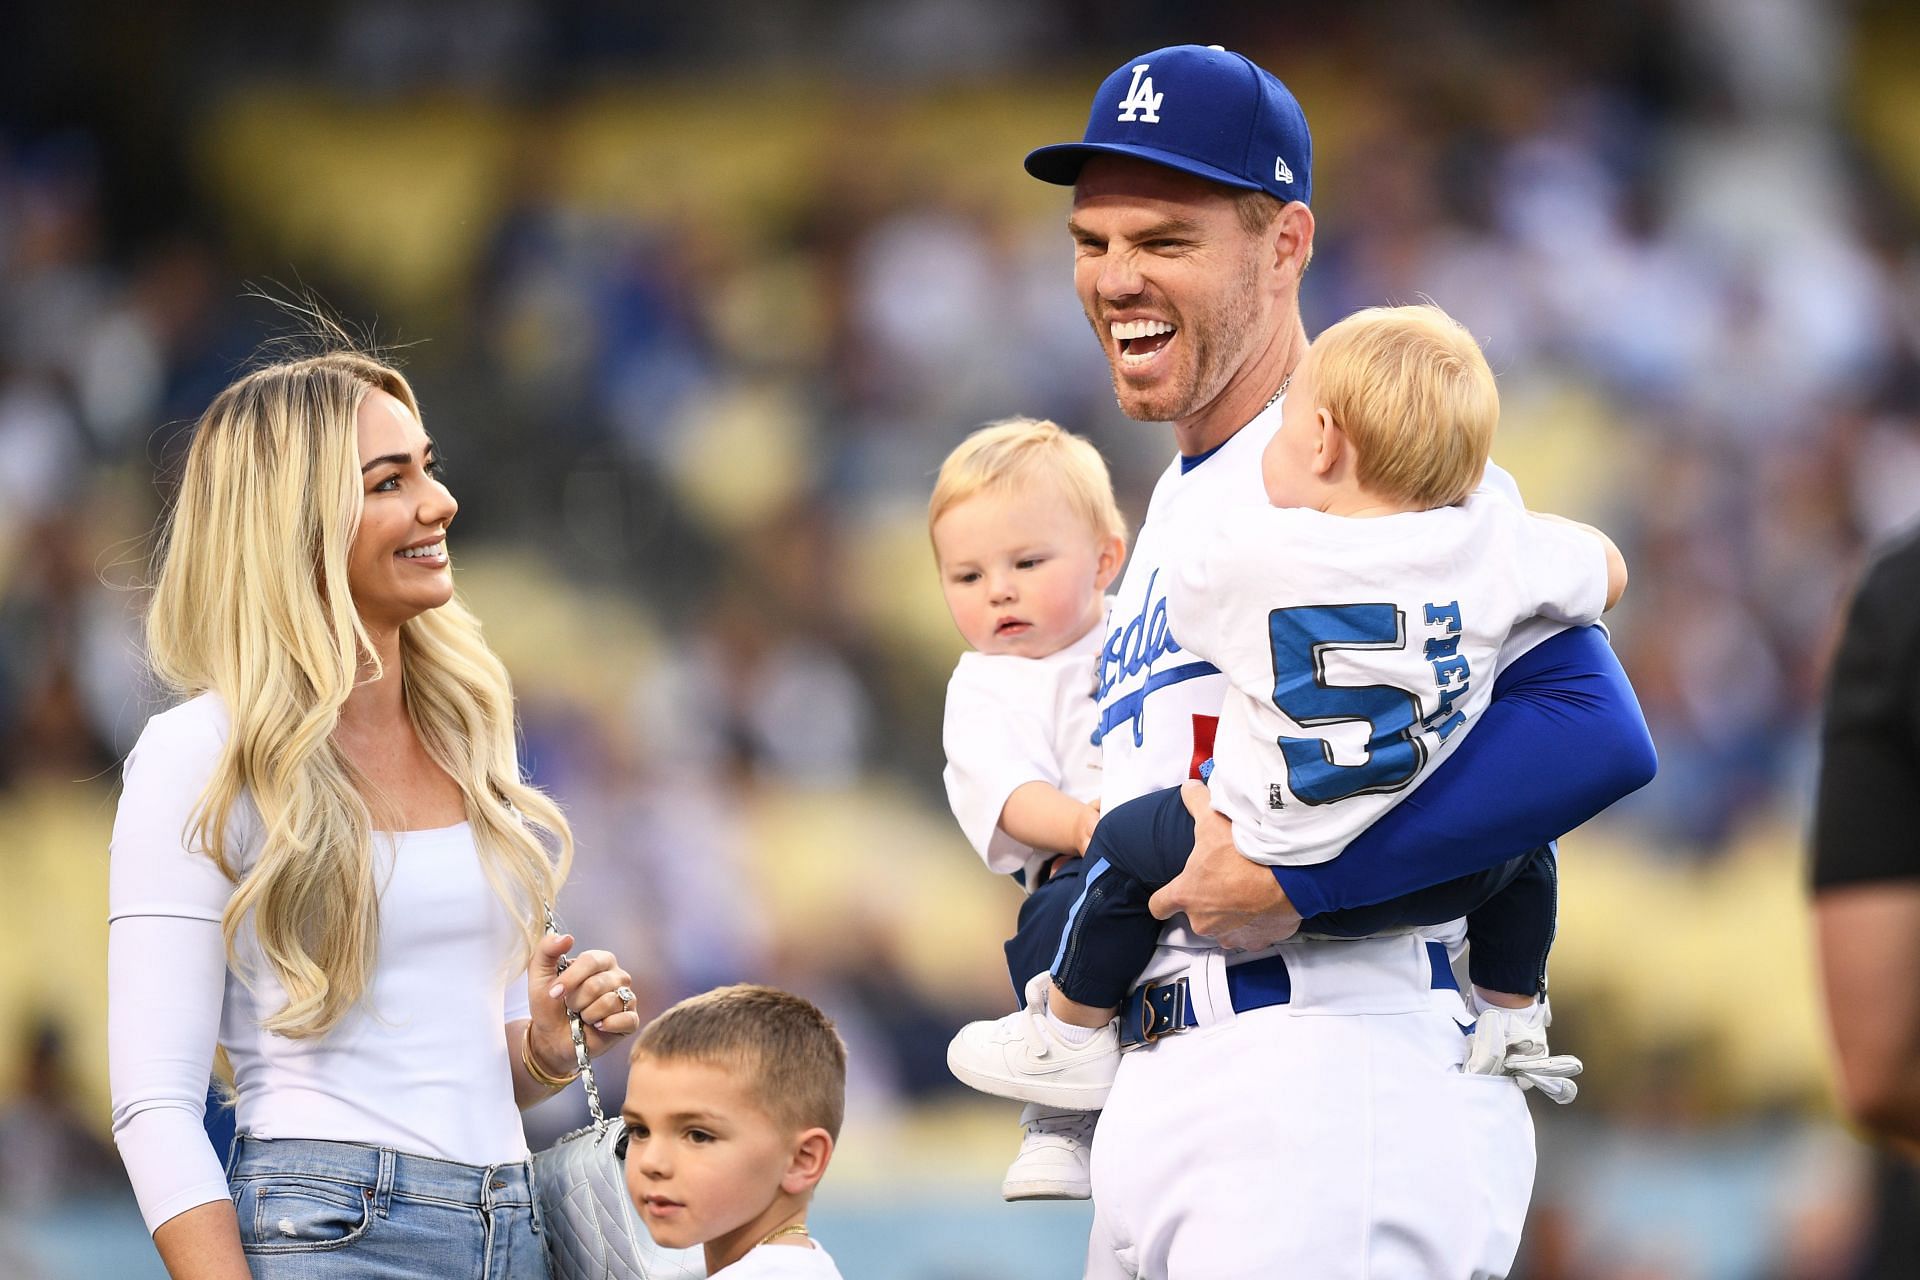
[929,415,1127,1201]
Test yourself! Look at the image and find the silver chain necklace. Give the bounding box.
[1263,373,1293,412]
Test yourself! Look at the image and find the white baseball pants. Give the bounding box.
[1085,937,1536,1279]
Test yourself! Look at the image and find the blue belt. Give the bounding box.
[1118,940,1459,1049]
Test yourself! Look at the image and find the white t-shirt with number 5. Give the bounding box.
[1164,491,1609,866]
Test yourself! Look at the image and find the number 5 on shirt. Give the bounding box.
[1268,604,1426,805]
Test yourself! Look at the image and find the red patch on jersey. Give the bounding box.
[1189,714,1219,781]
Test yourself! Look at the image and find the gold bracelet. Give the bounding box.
[521,1022,578,1090]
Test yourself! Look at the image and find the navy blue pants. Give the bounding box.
[1004,857,1090,1002]
[1033,784,1558,1009]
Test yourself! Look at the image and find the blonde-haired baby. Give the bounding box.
[622,984,848,1277]
[929,417,1126,1200]
[948,303,1628,1125]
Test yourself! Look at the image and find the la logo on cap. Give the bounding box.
[1117,63,1162,123]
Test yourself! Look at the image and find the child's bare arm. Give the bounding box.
[1531,511,1628,609]
[1001,782,1102,857]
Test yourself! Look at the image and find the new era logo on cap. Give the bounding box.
[1026,44,1312,205]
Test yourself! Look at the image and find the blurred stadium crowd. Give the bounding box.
[4,1,1920,1276]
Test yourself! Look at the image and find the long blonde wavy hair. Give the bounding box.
[146,351,573,1039]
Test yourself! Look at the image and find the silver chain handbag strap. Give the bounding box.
[543,903,608,1127]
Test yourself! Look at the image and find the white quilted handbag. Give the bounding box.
[533,920,706,1280]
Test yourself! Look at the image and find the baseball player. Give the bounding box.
[1013,45,1658,1278]
[948,304,1620,1121]
[932,417,1124,1199]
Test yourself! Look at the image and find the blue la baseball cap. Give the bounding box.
[1025,44,1312,206]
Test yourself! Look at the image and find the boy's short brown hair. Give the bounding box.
[1309,304,1498,511]
[630,984,848,1139]
[928,417,1128,550]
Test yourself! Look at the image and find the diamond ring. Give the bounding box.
[616,985,636,1011]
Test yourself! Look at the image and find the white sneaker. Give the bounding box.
[947,976,1120,1109]
[1465,997,1583,1104]
[1002,1105,1096,1201]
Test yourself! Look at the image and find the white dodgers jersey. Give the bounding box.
[1165,494,1609,866]
[1096,406,1279,813]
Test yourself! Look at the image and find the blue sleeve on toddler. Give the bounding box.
[1271,624,1657,919]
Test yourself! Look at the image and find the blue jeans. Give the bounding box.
[226,1135,547,1279]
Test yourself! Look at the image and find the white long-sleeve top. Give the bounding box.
[107,693,533,1233]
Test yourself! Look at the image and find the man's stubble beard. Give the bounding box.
[1096,252,1266,424]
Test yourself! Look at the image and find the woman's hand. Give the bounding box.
[526,930,639,1077]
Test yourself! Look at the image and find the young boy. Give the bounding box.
[947,304,1625,1119]
[621,984,848,1278]
[930,417,1127,1202]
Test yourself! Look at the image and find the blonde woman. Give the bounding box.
[107,350,637,1279]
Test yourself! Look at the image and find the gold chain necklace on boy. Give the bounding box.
[759,1222,811,1247]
